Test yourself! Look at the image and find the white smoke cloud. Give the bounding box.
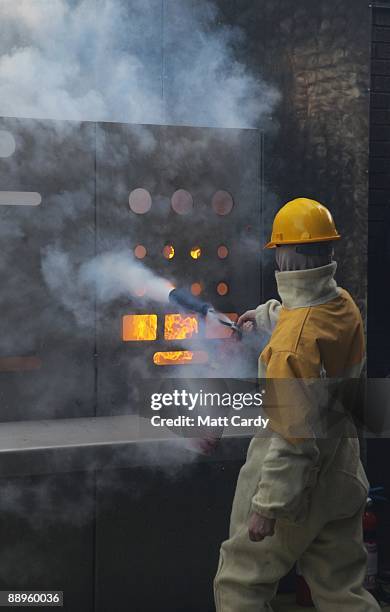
[80,250,175,303]
[0,1,279,425]
[0,0,279,128]
[41,246,175,326]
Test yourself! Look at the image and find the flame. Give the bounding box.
[190,246,202,259]
[123,314,157,341]
[163,244,175,260]
[164,314,198,340]
[153,351,208,366]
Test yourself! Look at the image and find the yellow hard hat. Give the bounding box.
[265,198,341,249]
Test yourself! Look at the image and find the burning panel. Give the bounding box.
[123,315,158,341]
[96,123,263,415]
[153,351,208,366]
[190,246,202,260]
[164,314,199,340]
[0,119,264,421]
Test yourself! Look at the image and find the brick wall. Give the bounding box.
[217,0,371,318]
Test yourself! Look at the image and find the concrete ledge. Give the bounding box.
[0,415,249,477]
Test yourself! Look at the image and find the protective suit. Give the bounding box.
[214,200,380,612]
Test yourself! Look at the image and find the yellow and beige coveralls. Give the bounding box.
[214,263,380,612]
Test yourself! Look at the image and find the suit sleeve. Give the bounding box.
[255,299,282,335]
[251,350,321,522]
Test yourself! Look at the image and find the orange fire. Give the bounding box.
[190,246,202,259]
[122,314,157,341]
[163,244,175,260]
[153,351,209,366]
[164,314,198,340]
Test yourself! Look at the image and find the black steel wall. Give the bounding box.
[369,2,390,379]
[367,0,390,570]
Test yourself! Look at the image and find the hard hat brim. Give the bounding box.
[264,234,341,249]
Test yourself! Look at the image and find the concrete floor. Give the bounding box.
[273,594,390,611]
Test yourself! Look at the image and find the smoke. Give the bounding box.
[41,246,261,370]
[81,251,174,303]
[0,0,279,128]
[41,247,175,326]
[0,0,279,465]
[0,129,15,156]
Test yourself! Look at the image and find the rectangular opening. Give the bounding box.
[164,314,198,340]
[153,351,208,366]
[122,314,157,341]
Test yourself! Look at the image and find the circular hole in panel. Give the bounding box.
[129,188,152,214]
[212,190,234,216]
[190,246,202,260]
[0,131,16,158]
[134,245,147,259]
[163,244,175,260]
[171,189,193,215]
[134,286,146,297]
[191,283,203,296]
[217,245,229,259]
[217,282,229,296]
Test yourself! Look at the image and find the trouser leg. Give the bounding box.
[214,527,277,612]
[300,504,381,612]
[214,519,314,612]
[214,438,312,612]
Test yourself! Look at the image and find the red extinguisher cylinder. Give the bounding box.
[296,562,314,607]
[363,499,379,594]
